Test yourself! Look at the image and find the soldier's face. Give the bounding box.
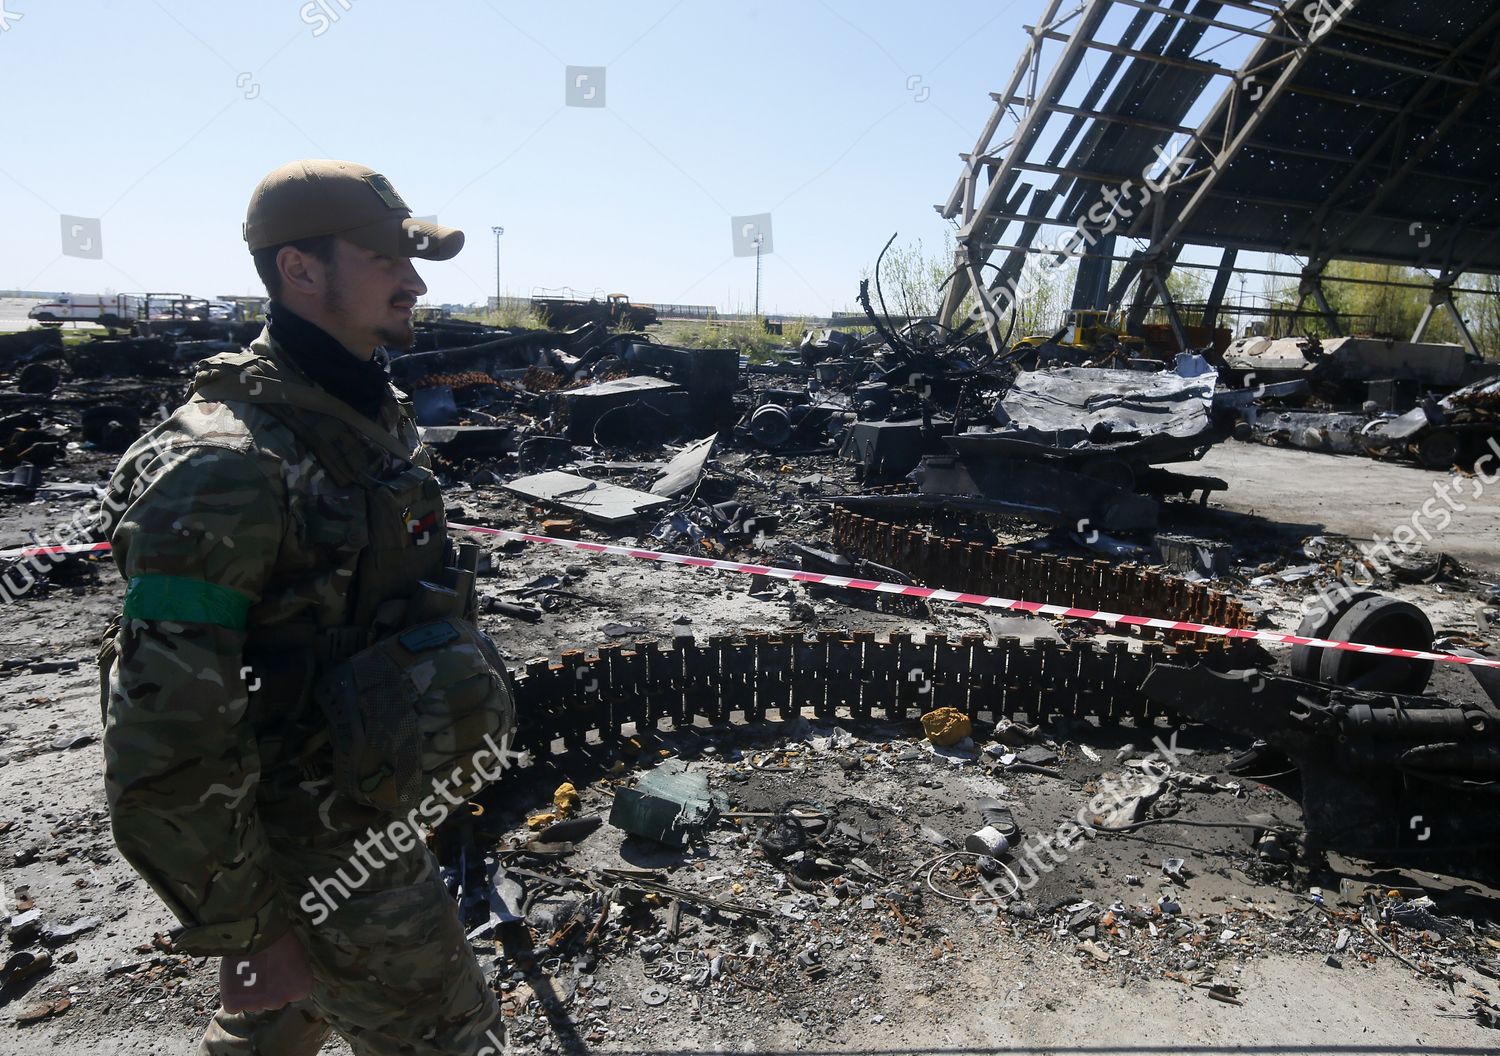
[323,239,427,354]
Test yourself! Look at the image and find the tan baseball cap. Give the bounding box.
[243,159,463,260]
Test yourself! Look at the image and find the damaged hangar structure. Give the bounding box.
[464,0,1500,864]
[938,0,1500,357]
[821,0,1500,861]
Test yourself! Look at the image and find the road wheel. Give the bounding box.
[1317,596,1434,694]
[1289,589,1379,680]
[1415,429,1461,469]
[17,362,59,394]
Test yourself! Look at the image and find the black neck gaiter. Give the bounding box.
[267,301,391,421]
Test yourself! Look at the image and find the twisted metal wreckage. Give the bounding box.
[501,531,1500,862]
[6,298,1497,865]
[3,0,1499,881]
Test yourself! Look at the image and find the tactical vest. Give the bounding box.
[107,337,515,814]
[194,338,451,648]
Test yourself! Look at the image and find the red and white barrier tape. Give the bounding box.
[8,526,1500,670]
[0,541,112,559]
[446,524,1500,672]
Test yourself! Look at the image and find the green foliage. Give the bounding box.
[1164,268,1209,314]
[868,234,954,319]
[865,232,1085,338]
[1258,260,1497,357]
[854,238,1500,361]
[653,317,827,365]
[1461,274,1500,356]
[60,328,105,346]
[464,304,549,330]
[1322,261,1436,340]
[1014,259,1078,337]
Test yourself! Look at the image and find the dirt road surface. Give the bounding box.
[1198,440,1500,572]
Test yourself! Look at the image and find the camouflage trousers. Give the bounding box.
[199,803,502,1056]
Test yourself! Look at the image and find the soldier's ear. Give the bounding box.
[277,246,322,296]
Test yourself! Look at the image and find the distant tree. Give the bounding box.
[860,233,960,321]
[1320,261,1432,339]
[1164,267,1209,309]
[1016,258,1077,336]
[1249,259,1500,355]
[1456,273,1500,359]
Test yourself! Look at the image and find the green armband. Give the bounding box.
[123,574,251,630]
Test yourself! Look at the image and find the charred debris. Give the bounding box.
[3,286,1500,866]
[4,282,1500,1038]
[1221,334,1500,469]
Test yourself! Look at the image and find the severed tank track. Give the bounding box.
[830,506,1256,635]
[508,629,1263,758]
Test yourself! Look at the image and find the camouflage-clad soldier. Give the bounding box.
[99,160,510,1055]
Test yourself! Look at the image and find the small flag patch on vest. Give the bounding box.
[408,511,438,543]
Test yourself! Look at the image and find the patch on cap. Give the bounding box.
[363,173,410,212]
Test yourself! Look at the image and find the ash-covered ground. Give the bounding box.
[2,431,1500,1053]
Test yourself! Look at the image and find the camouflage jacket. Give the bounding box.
[99,328,445,957]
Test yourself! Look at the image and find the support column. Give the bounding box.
[1411,298,1439,342]
[1123,257,1189,352]
[1413,282,1481,357]
[1201,248,1238,333]
[1105,256,1142,317]
[1299,267,1342,337]
[968,259,1005,358]
[1148,265,1190,352]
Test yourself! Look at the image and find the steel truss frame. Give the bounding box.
[937,0,1500,352]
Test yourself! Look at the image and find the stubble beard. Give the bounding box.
[375,320,415,351]
[320,272,414,352]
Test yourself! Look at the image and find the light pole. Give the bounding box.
[491,225,504,314]
[752,234,764,318]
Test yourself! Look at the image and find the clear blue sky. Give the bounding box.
[0,0,1037,315]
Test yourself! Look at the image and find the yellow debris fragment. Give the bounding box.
[920,707,972,747]
[553,782,580,813]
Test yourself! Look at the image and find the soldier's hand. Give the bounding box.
[220,930,314,1012]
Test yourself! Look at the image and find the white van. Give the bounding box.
[27,294,148,328]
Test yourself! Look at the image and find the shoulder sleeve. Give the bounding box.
[102,435,291,956]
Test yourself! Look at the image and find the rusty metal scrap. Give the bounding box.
[521,366,565,392]
[409,371,507,391]
[508,629,1261,759]
[829,507,1256,634]
[1446,378,1500,416]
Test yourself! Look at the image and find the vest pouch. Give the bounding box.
[314,616,517,814]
